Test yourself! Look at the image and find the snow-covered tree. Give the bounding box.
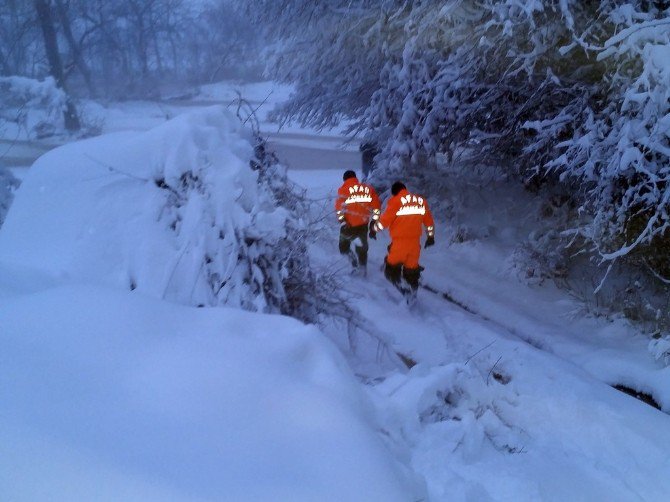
[248,0,593,164]
[249,0,670,274]
[0,0,262,98]
[546,4,670,268]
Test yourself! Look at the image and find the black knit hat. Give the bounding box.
[391,181,406,196]
[343,170,357,181]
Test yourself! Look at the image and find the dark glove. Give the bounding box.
[424,235,435,248]
[369,221,377,240]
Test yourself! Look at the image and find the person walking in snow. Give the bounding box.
[373,181,435,296]
[336,170,381,272]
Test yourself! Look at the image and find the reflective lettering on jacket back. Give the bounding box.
[396,193,426,216]
[345,184,373,204]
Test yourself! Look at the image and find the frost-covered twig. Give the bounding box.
[487,356,503,386]
[593,261,615,295]
[84,153,150,182]
[643,259,670,286]
[465,341,496,365]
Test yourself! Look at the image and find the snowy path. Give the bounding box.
[285,162,670,501]
[422,246,670,409]
[284,163,668,402]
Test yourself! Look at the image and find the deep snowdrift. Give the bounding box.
[0,285,417,501]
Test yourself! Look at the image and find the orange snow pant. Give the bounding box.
[387,237,421,269]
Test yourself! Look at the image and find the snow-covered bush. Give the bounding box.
[511,232,570,285]
[0,76,68,139]
[0,167,20,227]
[546,6,670,265]
[0,107,319,320]
[649,335,670,366]
[373,362,525,462]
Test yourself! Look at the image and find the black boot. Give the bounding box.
[384,260,403,289]
[402,267,420,305]
[403,267,421,291]
[339,236,350,254]
[355,244,367,267]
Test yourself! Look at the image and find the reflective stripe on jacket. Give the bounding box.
[375,188,434,240]
[335,177,381,227]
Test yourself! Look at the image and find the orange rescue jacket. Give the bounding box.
[376,188,434,240]
[335,177,381,227]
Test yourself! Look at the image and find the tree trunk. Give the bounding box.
[152,27,164,75]
[0,45,11,76]
[54,0,97,97]
[33,0,80,131]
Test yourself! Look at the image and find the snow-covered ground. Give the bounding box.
[1,285,415,501]
[2,81,669,501]
[288,144,670,501]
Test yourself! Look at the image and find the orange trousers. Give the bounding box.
[387,237,421,269]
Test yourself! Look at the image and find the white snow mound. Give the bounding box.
[0,285,417,501]
[0,107,289,309]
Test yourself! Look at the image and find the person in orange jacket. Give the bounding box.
[374,181,435,293]
[336,170,381,271]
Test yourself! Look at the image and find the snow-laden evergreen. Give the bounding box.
[0,76,69,139]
